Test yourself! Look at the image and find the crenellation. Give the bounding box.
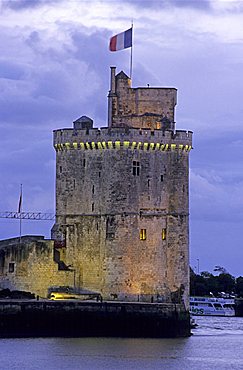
[0,67,192,309]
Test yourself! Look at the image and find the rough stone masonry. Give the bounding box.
[0,67,192,306]
[51,67,193,306]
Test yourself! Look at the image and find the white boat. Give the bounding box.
[190,296,235,316]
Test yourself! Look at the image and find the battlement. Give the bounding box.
[107,67,177,130]
[53,127,192,152]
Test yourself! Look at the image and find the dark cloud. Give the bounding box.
[123,0,211,10]
[2,0,61,10]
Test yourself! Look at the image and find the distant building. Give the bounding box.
[0,67,192,304]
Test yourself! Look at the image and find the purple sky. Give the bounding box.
[1,0,243,276]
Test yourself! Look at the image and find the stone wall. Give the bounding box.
[108,67,177,130]
[0,236,72,297]
[52,125,192,305]
[0,68,192,306]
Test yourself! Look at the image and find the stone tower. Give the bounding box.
[52,67,192,305]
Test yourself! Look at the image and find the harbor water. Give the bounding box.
[0,316,243,369]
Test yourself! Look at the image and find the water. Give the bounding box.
[0,316,243,369]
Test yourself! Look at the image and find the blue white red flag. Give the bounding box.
[109,28,132,52]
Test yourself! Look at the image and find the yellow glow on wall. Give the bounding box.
[115,141,121,149]
[162,228,167,240]
[140,229,146,240]
[56,141,191,152]
[143,142,148,150]
[108,141,113,149]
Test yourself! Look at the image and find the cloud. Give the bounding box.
[123,0,211,10]
[2,0,61,11]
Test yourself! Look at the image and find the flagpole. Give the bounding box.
[19,184,22,244]
[129,21,133,80]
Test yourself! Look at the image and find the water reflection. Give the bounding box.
[0,317,242,369]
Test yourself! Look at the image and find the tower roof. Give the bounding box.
[116,71,129,80]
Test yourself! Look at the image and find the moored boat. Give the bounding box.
[190,296,235,316]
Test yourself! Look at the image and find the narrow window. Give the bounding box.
[98,171,101,178]
[60,166,62,173]
[73,179,76,189]
[133,161,140,176]
[140,229,146,240]
[83,158,86,167]
[92,203,94,212]
[92,185,95,194]
[148,179,150,188]
[161,175,164,182]
[162,228,167,240]
[9,263,15,273]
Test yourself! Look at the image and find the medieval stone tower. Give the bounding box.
[52,67,192,305]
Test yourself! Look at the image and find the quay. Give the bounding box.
[0,300,190,338]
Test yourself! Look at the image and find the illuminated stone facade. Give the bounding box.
[0,236,72,297]
[51,67,192,305]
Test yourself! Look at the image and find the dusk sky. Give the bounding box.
[1,0,243,276]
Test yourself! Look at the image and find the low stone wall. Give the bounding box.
[0,300,190,338]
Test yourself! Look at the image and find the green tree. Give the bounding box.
[217,273,235,294]
[236,276,243,297]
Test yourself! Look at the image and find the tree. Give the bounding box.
[236,277,243,297]
[217,273,235,295]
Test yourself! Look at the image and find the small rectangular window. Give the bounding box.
[161,175,164,182]
[133,161,140,176]
[60,166,62,173]
[140,229,146,240]
[92,203,94,212]
[162,228,167,240]
[83,158,86,167]
[9,263,15,273]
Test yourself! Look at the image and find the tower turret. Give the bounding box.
[52,68,192,306]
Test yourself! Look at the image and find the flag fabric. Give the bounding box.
[18,187,22,213]
[109,28,132,52]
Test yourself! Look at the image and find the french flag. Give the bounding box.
[109,28,132,52]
